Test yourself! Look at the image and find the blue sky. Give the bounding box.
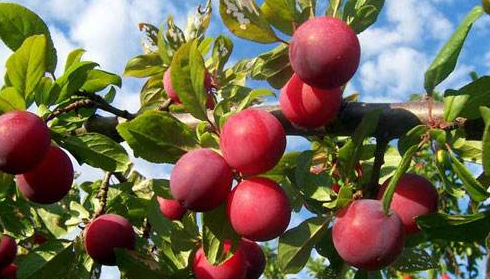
[0,0,489,278]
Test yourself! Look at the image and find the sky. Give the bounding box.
[0,0,489,278]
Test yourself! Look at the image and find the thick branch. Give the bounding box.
[77,100,484,142]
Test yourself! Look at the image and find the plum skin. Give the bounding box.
[289,16,360,89]
[227,177,291,241]
[170,149,233,212]
[84,214,136,266]
[16,146,74,204]
[0,264,17,279]
[0,235,17,268]
[377,173,438,235]
[163,68,215,109]
[192,240,247,279]
[157,196,187,220]
[240,239,266,279]
[332,199,404,270]
[0,111,51,174]
[220,109,286,175]
[280,73,342,128]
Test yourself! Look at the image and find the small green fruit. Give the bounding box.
[484,0,490,14]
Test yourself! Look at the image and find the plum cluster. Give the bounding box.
[0,235,18,279]
[0,111,74,204]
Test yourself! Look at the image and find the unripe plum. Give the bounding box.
[157,196,187,220]
[0,111,51,174]
[192,240,247,279]
[241,239,266,279]
[377,173,438,235]
[332,199,404,270]
[0,264,17,279]
[0,235,17,268]
[170,149,233,212]
[227,177,291,241]
[289,16,360,89]
[16,146,74,204]
[163,68,215,109]
[280,74,342,128]
[84,214,136,266]
[220,109,286,175]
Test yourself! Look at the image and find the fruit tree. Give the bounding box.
[0,1,489,279]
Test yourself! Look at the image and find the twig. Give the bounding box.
[78,91,137,120]
[445,248,461,279]
[142,219,152,239]
[94,172,113,218]
[158,99,173,112]
[113,172,128,183]
[46,99,95,122]
[366,136,389,198]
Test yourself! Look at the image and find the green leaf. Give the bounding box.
[398,125,428,156]
[482,107,490,175]
[50,61,99,104]
[116,111,198,163]
[123,53,164,78]
[81,69,122,93]
[0,197,34,238]
[138,75,165,112]
[0,3,57,72]
[116,249,165,279]
[64,48,86,72]
[235,88,274,112]
[448,151,489,202]
[278,217,330,274]
[65,237,100,279]
[219,0,279,44]
[147,196,174,239]
[323,185,353,209]
[171,40,208,120]
[165,16,186,50]
[295,151,334,202]
[59,133,131,173]
[6,34,46,98]
[343,0,385,33]
[417,212,490,243]
[391,247,437,272]
[18,240,75,279]
[444,76,490,121]
[381,145,418,214]
[211,35,234,74]
[251,44,291,87]
[202,204,240,265]
[261,0,300,36]
[186,0,212,40]
[326,0,344,18]
[0,87,26,112]
[424,6,484,94]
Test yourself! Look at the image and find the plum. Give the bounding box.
[241,239,266,279]
[192,240,247,279]
[220,109,286,175]
[157,196,187,220]
[0,111,51,174]
[227,177,291,241]
[170,149,233,212]
[0,235,16,268]
[280,74,342,128]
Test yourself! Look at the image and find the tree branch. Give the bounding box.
[76,100,483,142]
[365,136,389,198]
[94,172,112,218]
[77,91,137,120]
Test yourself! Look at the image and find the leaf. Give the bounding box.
[261,0,300,35]
[424,6,484,94]
[171,40,208,120]
[6,34,46,98]
[116,111,198,163]
[186,0,212,40]
[417,212,490,243]
[381,145,418,214]
[165,16,186,50]
[482,107,490,175]
[64,48,86,72]
[116,249,165,279]
[398,125,428,156]
[448,151,489,202]
[59,133,131,173]
[81,69,122,93]
[219,0,279,43]
[211,35,234,74]
[0,87,26,112]
[123,53,164,78]
[202,204,241,265]
[323,185,353,209]
[391,247,437,272]
[0,3,57,72]
[235,88,274,112]
[18,241,75,279]
[278,217,330,274]
[0,197,34,238]
[343,0,385,33]
[50,61,99,104]
[147,196,174,239]
[443,76,490,121]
